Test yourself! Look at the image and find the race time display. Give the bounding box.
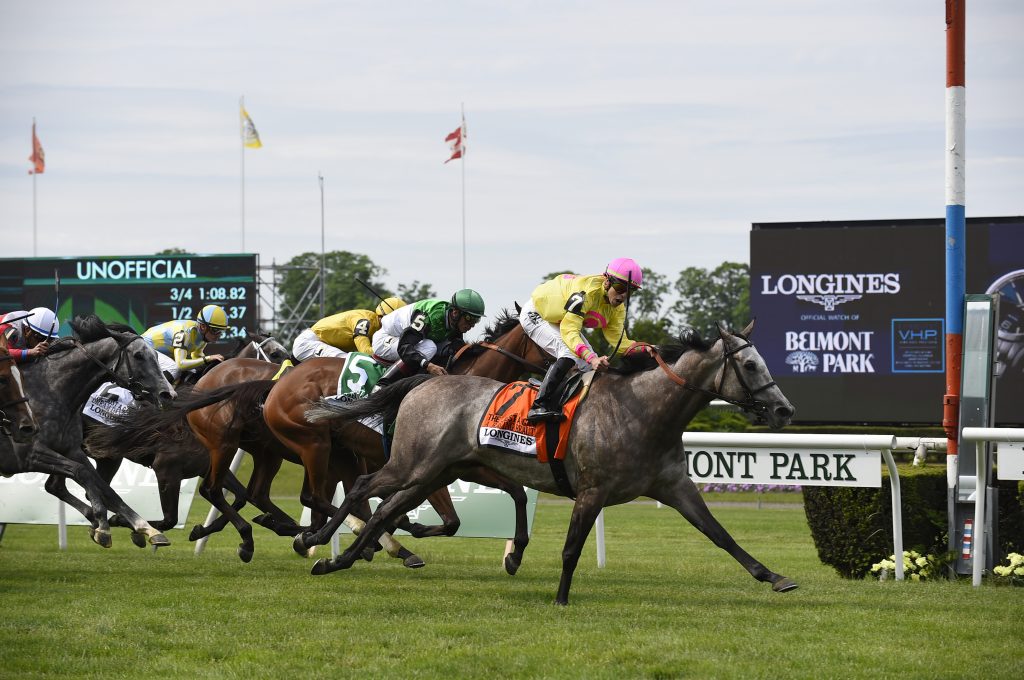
[0,254,258,341]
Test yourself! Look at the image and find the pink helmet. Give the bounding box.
[605,257,643,290]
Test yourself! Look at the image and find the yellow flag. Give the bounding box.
[241,106,262,149]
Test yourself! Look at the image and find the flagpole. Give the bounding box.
[240,96,246,253]
[461,103,466,289]
[32,117,38,257]
[319,172,326,318]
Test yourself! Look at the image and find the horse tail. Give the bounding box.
[304,374,432,424]
[85,399,197,463]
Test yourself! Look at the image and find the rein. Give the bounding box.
[68,336,154,400]
[648,339,777,416]
[451,341,548,375]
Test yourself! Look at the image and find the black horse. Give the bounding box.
[0,315,175,548]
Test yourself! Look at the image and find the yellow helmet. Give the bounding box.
[375,297,406,317]
[197,304,229,330]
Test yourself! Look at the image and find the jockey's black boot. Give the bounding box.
[374,360,411,392]
[527,357,574,424]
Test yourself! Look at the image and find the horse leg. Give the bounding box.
[31,443,114,547]
[393,486,461,538]
[554,487,608,606]
[246,454,302,536]
[648,474,797,593]
[44,473,99,526]
[195,476,255,562]
[459,465,531,576]
[312,471,452,575]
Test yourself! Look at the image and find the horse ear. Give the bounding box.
[740,319,755,338]
[716,320,730,337]
[514,301,522,315]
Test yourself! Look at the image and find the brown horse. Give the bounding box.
[0,333,37,443]
[264,309,551,573]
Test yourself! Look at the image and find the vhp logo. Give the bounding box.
[898,329,938,341]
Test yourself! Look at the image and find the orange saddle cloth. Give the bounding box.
[477,381,583,463]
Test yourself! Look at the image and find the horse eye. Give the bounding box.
[744,360,757,371]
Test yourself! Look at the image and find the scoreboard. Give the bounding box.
[0,254,258,345]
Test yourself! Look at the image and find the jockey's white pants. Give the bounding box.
[518,299,591,371]
[371,330,436,365]
[155,351,182,382]
[292,329,348,362]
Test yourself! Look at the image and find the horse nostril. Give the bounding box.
[160,390,175,402]
[776,406,794,419]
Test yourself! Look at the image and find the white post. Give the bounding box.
[972,440,987,587]
[194,449,246,555]
[881,447,904,580]
[240,96,246,252]
[595,509,606,568]
[57,499,67,550]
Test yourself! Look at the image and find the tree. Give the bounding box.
[155,247,193,255]
[278,251,392,320]
[670,262,750,339]
[396,280,436,303]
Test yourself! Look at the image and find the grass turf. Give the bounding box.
[0,477,1021,679]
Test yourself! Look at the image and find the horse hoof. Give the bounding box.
[130,532,147,549]
[237,545,254,563]
[188,525,205,542]
[310,558,331,576]
[361,547,375,562]
[292,534,309,557]
[149,533,171,547]
[403,554,425,569]
[91,529,113,549]
[772,577,798,593]
[504,553,522,576]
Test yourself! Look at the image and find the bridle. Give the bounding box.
[648,335,778,417]
[67,334,160,401]
[246,335,284,362]
[0,353,30,436]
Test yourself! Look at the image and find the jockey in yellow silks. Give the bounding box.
[518,257,646,423]
[291,297,406,362]
[142,304,228,381]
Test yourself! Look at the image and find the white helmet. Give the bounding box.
[2,310,29,328]
[26,306,59,338]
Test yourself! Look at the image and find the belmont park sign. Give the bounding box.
[682,433,883,487]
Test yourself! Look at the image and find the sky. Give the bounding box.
[1,1,1022,338]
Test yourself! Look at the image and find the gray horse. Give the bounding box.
[0,315,175,548]
[304,321,798,605]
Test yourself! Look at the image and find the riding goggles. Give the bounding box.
[608,276,638,294]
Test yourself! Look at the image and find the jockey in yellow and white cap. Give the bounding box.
[519,257,646,422]
[142,304,229,380]
[291,297,407,362]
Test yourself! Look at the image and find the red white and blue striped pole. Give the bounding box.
[943,0,965,466]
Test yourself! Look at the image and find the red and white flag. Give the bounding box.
[28,120,45,175]
[444,119,465,163]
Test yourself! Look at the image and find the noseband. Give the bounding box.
[648,338,777,416]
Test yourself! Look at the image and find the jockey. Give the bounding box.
[292,296,407,362]
[1,307,59,364]
[371,289,485,386]
[519,257,646,423]
[142,304,229,381]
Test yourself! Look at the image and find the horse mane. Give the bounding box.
[611,326,713,375]
[482,309,519,343]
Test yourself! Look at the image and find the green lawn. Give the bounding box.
[0,475,1021,679]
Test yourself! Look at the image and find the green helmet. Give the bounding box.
[450,288,485,317]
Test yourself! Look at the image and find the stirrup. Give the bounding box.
[527,405,565,424]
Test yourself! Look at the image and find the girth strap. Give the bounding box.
[544,419,575,499]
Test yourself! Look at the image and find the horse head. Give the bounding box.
[711,319,794,429]
[241,329,291,363]
[111,330,177,407]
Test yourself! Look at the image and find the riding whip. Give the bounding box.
[355,278,398,313]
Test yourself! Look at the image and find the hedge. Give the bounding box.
[803,463,1024,579]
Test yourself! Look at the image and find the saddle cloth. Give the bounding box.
[83,382,135,426]
[477,379,586,463]
[323,352,387,434]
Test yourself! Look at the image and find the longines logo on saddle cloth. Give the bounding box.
[478,372,595,462]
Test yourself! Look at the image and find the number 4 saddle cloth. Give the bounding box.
[477,372,594,463]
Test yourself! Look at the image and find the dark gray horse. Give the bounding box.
[303,321,798,605]
[74,331,292,538]
[0,334,37,442]
[0,315,175,548]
